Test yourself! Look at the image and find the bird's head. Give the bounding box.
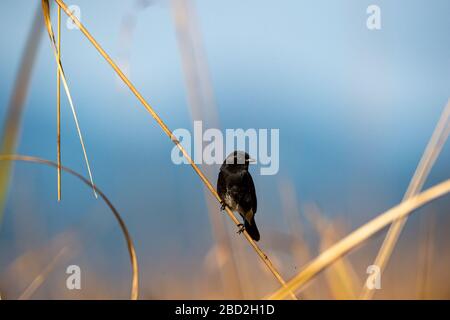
[221,151,255,171]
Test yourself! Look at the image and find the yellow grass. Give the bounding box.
[41,0,97,198]
[18,247,68,300]
[1,1,447,300]
[305,206,360,299]
[0,3,45,224]
[56,4,62,201]
[0,154,139,300]
[415,212,435,299]
[360,99,450,299]
[267,179,450,300]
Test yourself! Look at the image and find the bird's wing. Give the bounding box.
[217,170,226,200]
[244,171,257,214]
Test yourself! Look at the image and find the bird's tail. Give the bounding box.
[245,217,260,241]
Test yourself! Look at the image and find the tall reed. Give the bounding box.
[0,3,45,224]
[268,179,450,300]
[56,5,62,201]
[41,0,97,198]
[360,99,450,299]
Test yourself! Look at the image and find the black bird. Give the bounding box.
[217,151,260,241]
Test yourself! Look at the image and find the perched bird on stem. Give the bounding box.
[217,151,260,241]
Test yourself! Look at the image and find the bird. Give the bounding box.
[217,151,260,241]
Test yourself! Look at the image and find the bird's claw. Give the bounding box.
[220,201,226,211]
[237,223,245,235]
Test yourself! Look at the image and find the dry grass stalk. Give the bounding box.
[267,179,450,300]
[56,5,62,201]
[41,0,97,198]
[0,154,139,300]
[1,228,78,296]
[278,180,312,298]
[360,99,450,299]
[304,205,360,299]
[415,212,435,299]
[49,0,296,299]
[278,180,310,269]
[18,247,68,300]
[0,3,45,224]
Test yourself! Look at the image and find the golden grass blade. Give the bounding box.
[2,215,124,299]
[267,179,450,300]
[304,206,360,299]
[360,99,450,299]
[51,0,296,299]
[0,3,46,224]
[170,0,220,125]
[1,229,77,280]
[42,0,97,198]
[415,212,435,299]
[278,180,310,267]
[57,5,62,201]
[18,247,68,300]
[0,154,139,300]
[278,180,311,298]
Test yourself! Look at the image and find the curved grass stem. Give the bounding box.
[0,154,139,300]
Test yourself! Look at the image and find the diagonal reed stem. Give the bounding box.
[0,154,139,300]
[48,0,296,299]
[268,179,450,300]
[360,99,450,299]
[18,247,68,300]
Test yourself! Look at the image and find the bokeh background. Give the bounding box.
[0,0,449,299]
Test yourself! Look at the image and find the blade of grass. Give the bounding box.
[267,179,450,300]
[0,3,46,225]
[360,99,450,299]
[18,246,68,300]
[42,0,97,198]
[278,180,311,268]
[1,229,77,282]
[0,154,139,300]
[415,211,435,299]
[278,180,311,298]
[50,0,296,299]
[56,5,62,201]
[305,207,360,299]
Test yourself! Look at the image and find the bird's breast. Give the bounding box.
[224,193,238,211]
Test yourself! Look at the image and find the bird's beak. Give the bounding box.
[248,158,256,163]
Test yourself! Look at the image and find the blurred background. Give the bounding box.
[0,0,449,299]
